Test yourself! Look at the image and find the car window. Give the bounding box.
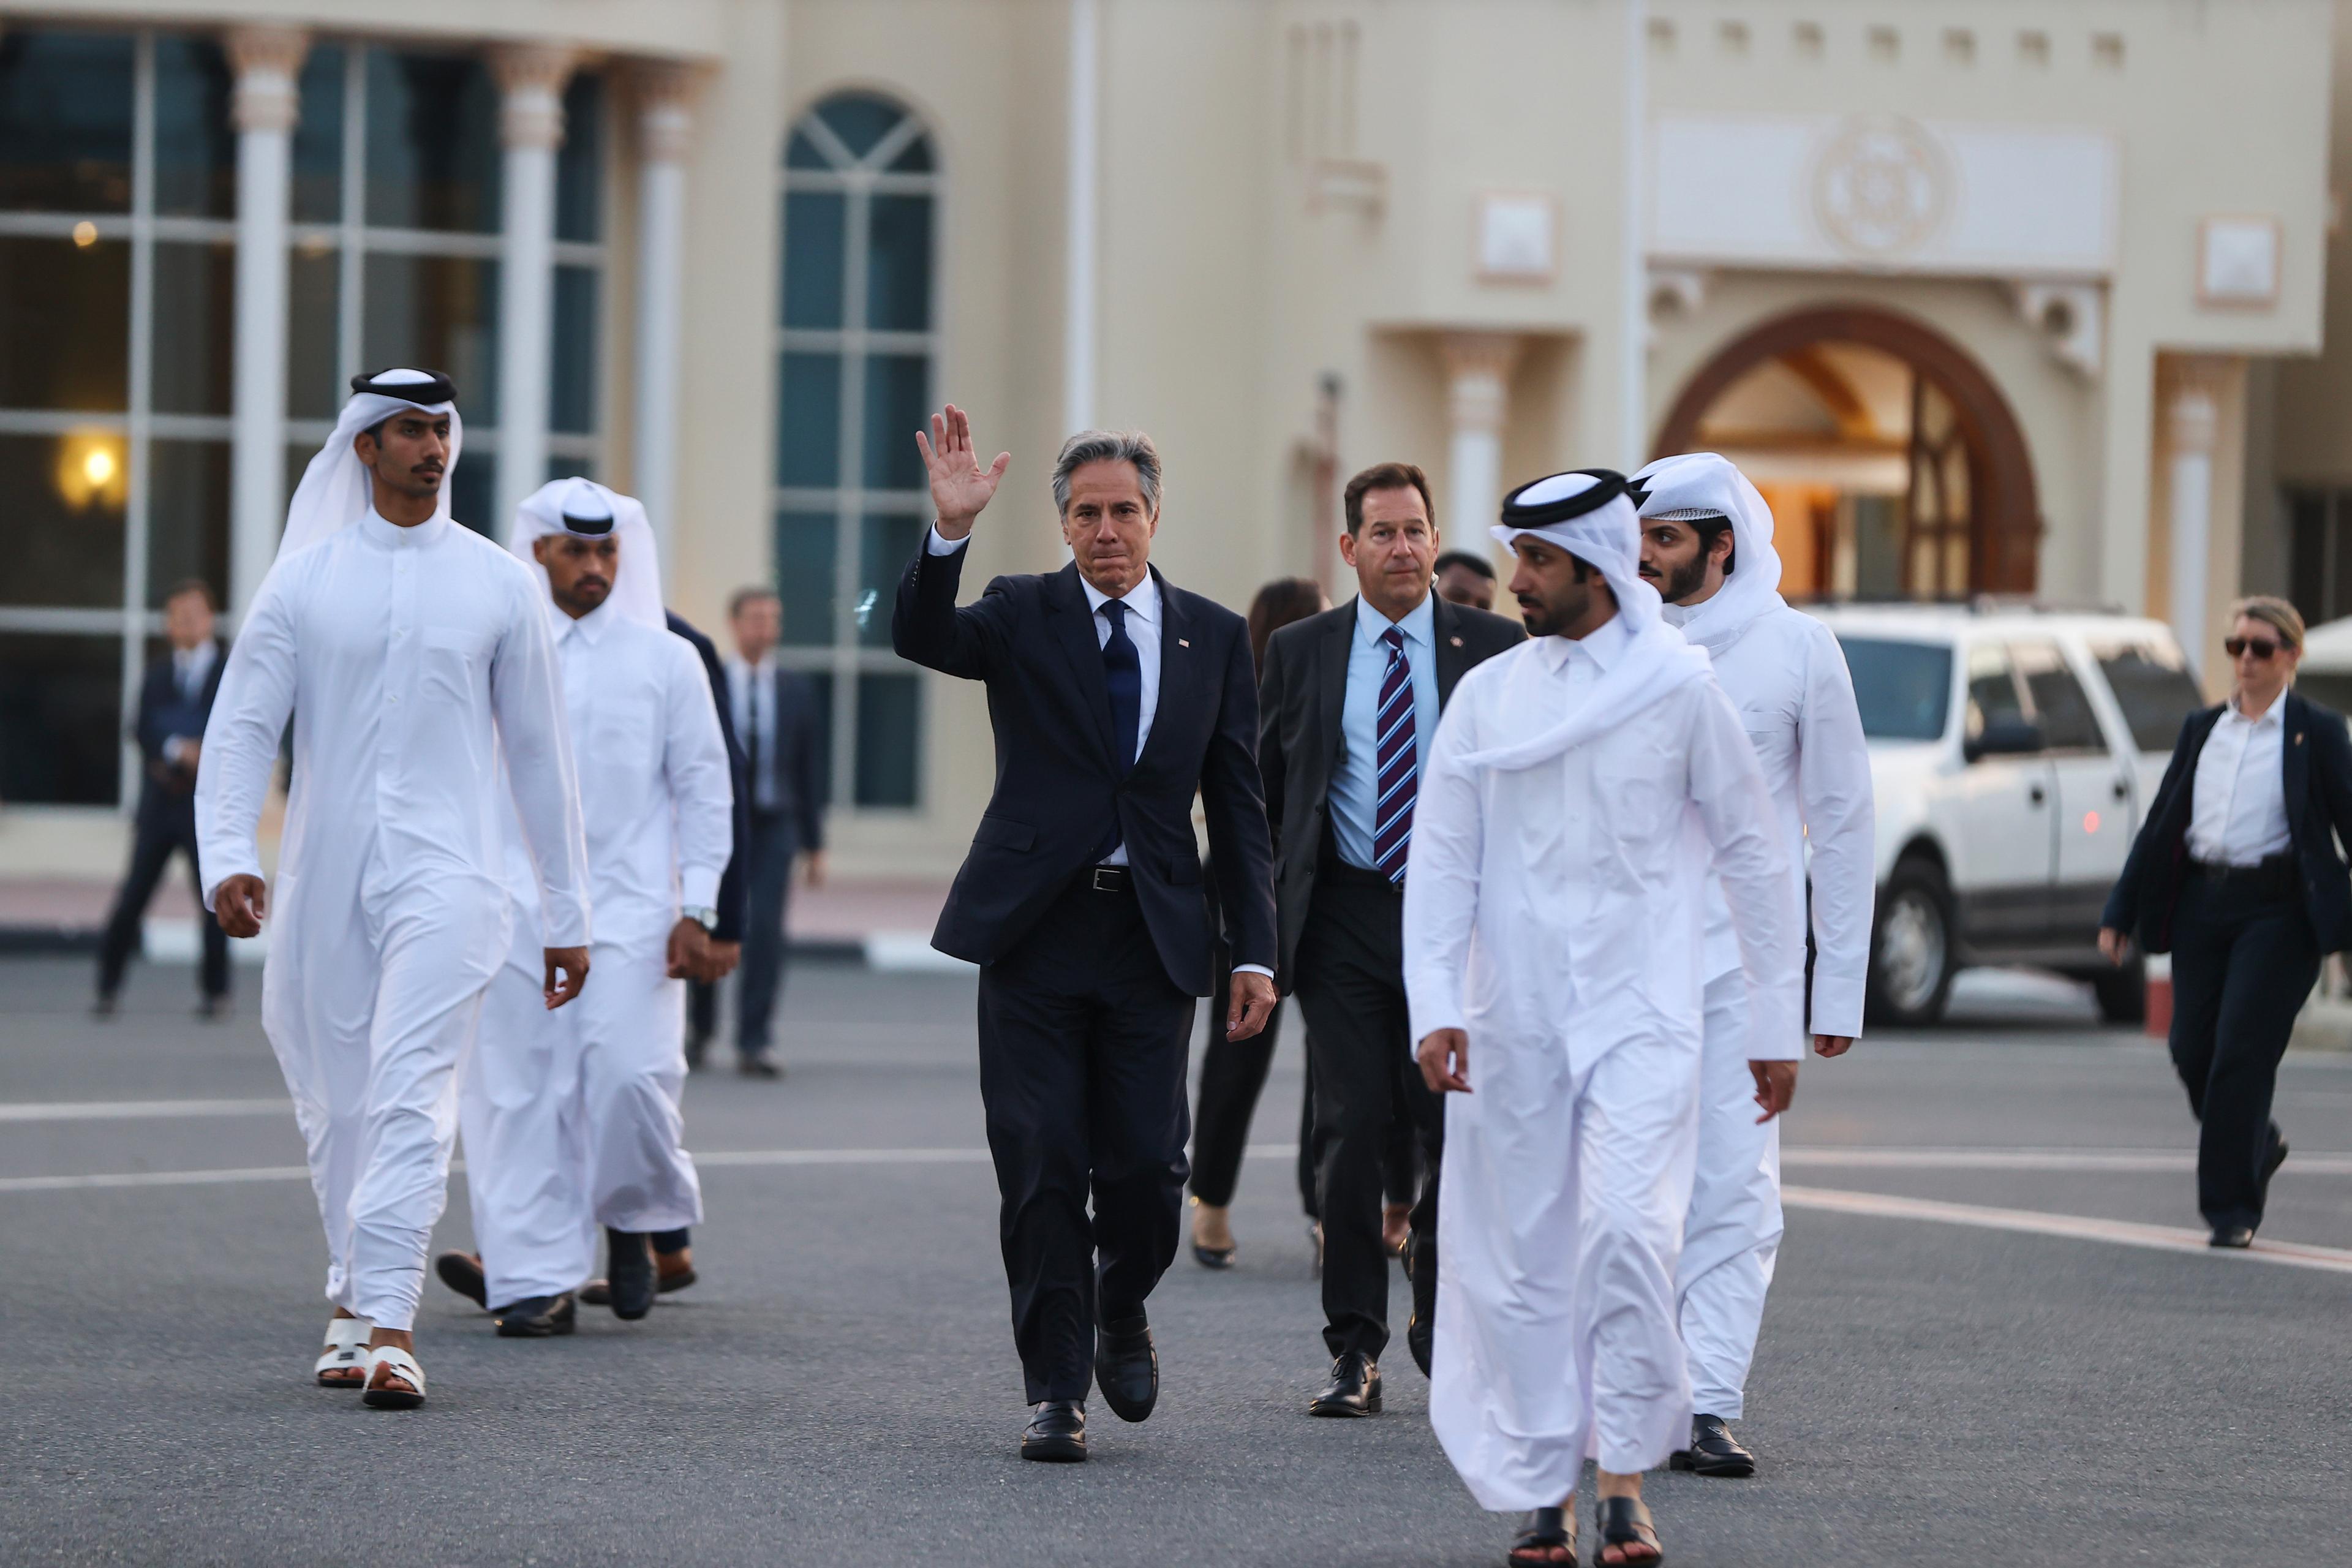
[1834,636,1951,741]
[1964,643,2028,742]
[2093,641,2206,751]
[2010,639,2105,752]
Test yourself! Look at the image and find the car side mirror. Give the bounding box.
[1964,717,2045,763]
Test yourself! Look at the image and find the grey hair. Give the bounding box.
[1051,429,1162,518]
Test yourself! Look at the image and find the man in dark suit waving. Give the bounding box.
[894,404,1277,1464]
[1258,463,1523,1412]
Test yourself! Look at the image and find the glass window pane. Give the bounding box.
[866,194,932,331]
[0,31,135,213]
[858,513,923,647]
[550,265,597,434]
[362,252,500,423]
[286,241,341,420]
[153,240,236,416]
[777,353,840,486]
[2011,642,2103,752]
[146,440,230,608]
[816,94,906,160]
[450,456,493,535]
[0,234,130,410]
[854,673,920,807]
[888,135,935,173]
[1964,644,2025,740]
[364,50,500,233]
[801,667,836,802]
[782,190,846,328]
[1834,637,1951,741]
[2094,644,2206,753]
[291,45,346,224]
[555,72,603,243]
[546,453,592,483]
[153,37,236,219]
[773,510,837,646]
[0,633,122,804]
[3,431,127,606]
[862,355,929,489]
[785,130,831,170]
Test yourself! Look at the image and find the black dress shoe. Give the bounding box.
[434,1250,488,1308]
[491,1291,577,1338]
[1308,1351,1381,1417]
[1020,1400,1087,1462]
[606,1228,657,1318]
[1670,1412,1755,1477]
[1095,1316,1158,1423]
[2261,1137,2290,1206]
[2209,1224,2256,1249]
[1407,1311,1433,1379]
[737,1055,782,1079]
[684,1033,709,1072]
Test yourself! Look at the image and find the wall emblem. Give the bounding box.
[1811,115,1954,260]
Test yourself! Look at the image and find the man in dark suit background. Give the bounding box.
[716,587,827,1078]
[1258,462,1525,1413]
[894,405,1277,1463]
[96,578,231,1018]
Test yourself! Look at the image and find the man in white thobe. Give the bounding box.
[444,479,734,1333]
[1631,452,1876,1477]
[198,369,591,1410]
[1403,469,1801,1567]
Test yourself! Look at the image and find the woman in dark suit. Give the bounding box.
[2100,597,2352,1247]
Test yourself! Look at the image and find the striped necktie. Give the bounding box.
[1372,626,1417,884]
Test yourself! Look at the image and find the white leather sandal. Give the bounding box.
[361,1344,426,1410]
[314,1317,372,1387]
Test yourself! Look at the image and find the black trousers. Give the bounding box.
[2166,866,2320,1229]
[978,876,1196,1403]
[1292,866,1442,1360]
[689,810,797,1058]
[1191,941,1421,1216]
[97,802,228,1001]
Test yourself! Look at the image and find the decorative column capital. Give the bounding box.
[491,43,579,151]
[1439,332,1523,434]
[226,26,308,134]
[634,61,698,163]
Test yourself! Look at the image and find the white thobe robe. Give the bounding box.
[1402,620,1801,1509]
[197,511,589,1332]
[1666,601,1874,1421]
[461,601,733,1305]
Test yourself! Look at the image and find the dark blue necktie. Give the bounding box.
[1101,598,1141,777]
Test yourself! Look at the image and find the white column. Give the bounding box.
[491,45,575,540]
[2163,358,2221,682]
[1441,333,1523,541]
[633,64,693,581]
[1618,0,1649,469]
[225,26,306,618]
[1063,0,1101,437]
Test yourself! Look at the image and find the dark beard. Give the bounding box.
[1656,552,1709,605]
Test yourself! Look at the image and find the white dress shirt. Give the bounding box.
[2188,694,2293,865]
[162,640,218,763]
[926,526,1268,978]
[1330,594,1439,872]
[505,600,734,954]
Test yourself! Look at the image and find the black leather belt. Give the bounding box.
[2188,854,2297,897]
[1085,865,1133,894]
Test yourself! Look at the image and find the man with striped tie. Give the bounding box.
[1257,462,1524,1415]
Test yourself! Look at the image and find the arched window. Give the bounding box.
[775,91,938,810]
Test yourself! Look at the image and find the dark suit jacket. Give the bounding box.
[2101,690,2352,954]
[133,640,225,827]
[737,662,827,855]
[1257,595,1526,989]
[892,545,1276,996]
[666,611,750,945]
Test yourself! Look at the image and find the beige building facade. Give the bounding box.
[1,0,2346,884]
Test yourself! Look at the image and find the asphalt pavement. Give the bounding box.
[2,954,2348,1567]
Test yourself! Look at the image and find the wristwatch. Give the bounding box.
[682,905,719,933]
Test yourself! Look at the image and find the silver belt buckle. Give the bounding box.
[1092,865,1121,892]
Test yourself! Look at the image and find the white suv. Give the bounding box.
[1803,604,2207,1026]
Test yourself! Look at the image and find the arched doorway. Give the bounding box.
[1653,305,2040,600]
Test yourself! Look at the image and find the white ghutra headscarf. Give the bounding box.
[508,477,666,630]
[278,369,464,560]
[1630,451,1785,657]
[1463,468,1712,772]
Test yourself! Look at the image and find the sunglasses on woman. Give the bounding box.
[2224,635,2284,660]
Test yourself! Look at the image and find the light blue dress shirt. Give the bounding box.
[1329,594,1439,871]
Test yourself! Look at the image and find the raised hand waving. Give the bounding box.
[916,404,1011,541]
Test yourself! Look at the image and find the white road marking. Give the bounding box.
[0,1098,291,1123]
[1782,1185,2352,1276]
[1782,1146,2352,1174]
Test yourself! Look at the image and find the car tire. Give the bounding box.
[1868,856,1958,1027]
[2091,957,2147,1025]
